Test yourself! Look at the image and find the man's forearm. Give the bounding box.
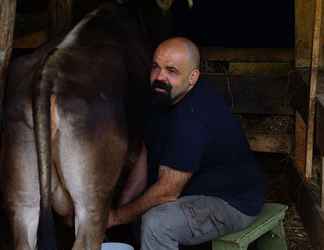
[114,180,176,225]
[110,165,192,227]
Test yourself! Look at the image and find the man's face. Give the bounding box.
[150,45,194,107]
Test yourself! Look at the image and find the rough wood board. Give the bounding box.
[13,31,47,48]
[239,115,293,153]
[246,134,292,153]
[295,0,324,68]
[201,74,293,115]
[295,0,315,67]
[240,115,293,135]
[295,111,307,177]
[322,157,324,210]
[288,164,324,250]
[290,70,309,123]
[316,96,324,156]
[290,71,324,126]
[229,62,292,76]
[318,74,324,95]
[0,0,16,118]
[306,0,323,180]
[200,48,293,62]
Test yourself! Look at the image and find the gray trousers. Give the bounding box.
[140,196,257,250]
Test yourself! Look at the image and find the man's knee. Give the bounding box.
[141,203,180,238]
[142,206,166,235]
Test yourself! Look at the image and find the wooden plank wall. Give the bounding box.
[294,0,324,179]
[305,0,322,179]
[295,0,324,68]
[295,0,316,67]
[295,111,307,175]
[288,162,324,250]
[48,0,73,38]
[293,1,324,248]
[316,96,324,209]
[317,96,324,156]
[0,0,16,119]
[201,73,293,154]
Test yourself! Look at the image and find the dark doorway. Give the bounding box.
[170,0,294,48]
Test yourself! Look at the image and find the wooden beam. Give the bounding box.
[288,163,324,249]
[306,0,323,180]
[200,48,293,62]
[0,0,16,116]
[13,31,48,49]
[322,157,324,210]
[295,111,307,176]
[201,74,294,115]
[295,0,315,67]
[317,95,324,156]
[228,62,291,76]
[289,70,309,123]
[239,115,293,154]
[246,134,292,154]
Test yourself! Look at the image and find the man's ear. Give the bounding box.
[188,69,200,88]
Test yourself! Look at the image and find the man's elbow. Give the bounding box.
[158,189,182,204]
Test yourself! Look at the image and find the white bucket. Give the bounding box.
[101,242,134,250]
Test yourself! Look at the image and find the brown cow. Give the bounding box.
[1,2,152,249]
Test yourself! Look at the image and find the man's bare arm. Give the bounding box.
[108,165,192,227]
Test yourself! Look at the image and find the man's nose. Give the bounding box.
[156,70,167,82]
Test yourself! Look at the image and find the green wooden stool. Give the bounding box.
[212,203,288,250]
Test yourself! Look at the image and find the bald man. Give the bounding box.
[107,37,264,250]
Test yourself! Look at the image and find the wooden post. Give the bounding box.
[48,0,73,38]
[321,157,324,209]
[0,0,16,119]
[305,0,323,180]
[295,0,315,68]
[295,111,307,175]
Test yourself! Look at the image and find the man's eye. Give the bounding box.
[152,64,158,69]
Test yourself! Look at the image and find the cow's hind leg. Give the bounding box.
[2,122,40,250]
[57,115,127,250]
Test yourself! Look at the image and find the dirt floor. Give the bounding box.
[258,153,314,250]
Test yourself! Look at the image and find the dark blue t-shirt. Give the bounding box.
[144,80,264,216]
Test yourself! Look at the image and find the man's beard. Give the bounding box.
[151,80,173,109]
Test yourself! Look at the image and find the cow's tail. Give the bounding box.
[32,51,57,250]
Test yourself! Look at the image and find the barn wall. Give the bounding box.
[0,0,16,122]
[295,0,324,68]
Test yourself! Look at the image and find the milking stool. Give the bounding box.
[212,203,288,250]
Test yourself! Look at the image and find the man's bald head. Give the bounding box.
[156,37,200,70]
[150,37,201,106]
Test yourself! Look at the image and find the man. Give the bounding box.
[107,37,264,250]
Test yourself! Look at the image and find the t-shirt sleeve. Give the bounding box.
[159,117,208,173]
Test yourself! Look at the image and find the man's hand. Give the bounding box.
[106,165,192,228]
